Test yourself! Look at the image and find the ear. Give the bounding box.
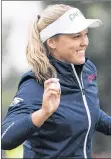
[46,38,56,49]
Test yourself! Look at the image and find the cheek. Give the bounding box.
[64,42,77,51]
[58,44,71,53]
[69,45,77,53]
[86,37,89,45]
[56,40,78,56]
[84,36,89,46]
[63,46,77,56]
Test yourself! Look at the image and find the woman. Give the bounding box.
[2,4,111,159]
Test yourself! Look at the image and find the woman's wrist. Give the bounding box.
[31,108,50,127]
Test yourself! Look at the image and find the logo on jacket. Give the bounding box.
[88,74,96,82]
[10,97,23,106]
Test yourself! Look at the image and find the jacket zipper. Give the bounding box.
[71,64,91,159]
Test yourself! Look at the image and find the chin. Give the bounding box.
[80,60,85,65]
[75,58,85,65]
[70,57,85,65]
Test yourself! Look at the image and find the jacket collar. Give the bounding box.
[48,55,86,76]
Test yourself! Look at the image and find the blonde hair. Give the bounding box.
[26,4,72,83]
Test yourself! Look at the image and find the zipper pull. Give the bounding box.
[82,88,85,95]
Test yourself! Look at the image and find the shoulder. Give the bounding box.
[85,58,97,75]
[18,70,36,88]
[18,70,43,88]
[16,71,44,99]
[9,71,43,109]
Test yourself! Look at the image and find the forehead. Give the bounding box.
[59,29,88,38]
[51,29,88,42]
[70,29,88,35]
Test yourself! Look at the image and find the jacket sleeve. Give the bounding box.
[2,77,43,150]
[96,109,111,135]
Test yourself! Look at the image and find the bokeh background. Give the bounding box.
[2,1,111,158]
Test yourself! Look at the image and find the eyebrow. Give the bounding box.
[74,29,88,35]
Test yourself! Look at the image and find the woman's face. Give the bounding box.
[48,29,89,65]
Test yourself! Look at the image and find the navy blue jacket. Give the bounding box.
[2,56,111,158]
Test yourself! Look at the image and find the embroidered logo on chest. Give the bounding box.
[88,74,96,82]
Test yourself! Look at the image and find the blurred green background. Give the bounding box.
[2,1,111,158]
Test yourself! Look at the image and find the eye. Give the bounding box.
[72,35,80,39]
[85,32,88,36]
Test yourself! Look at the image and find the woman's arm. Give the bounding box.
[2,78,44,150]
[2,108,51,150]
[96,109,111,135]
[2,77,61,150]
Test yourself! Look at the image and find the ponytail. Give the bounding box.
[26,19,57,83]
[26,4,72,83]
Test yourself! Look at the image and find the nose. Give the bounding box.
[80,36,89,47]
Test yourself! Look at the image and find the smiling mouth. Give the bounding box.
[77,50,85,55]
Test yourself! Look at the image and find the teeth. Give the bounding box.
[78,50,85,54]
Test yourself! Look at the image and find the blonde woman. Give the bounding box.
[2,4,111,159]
